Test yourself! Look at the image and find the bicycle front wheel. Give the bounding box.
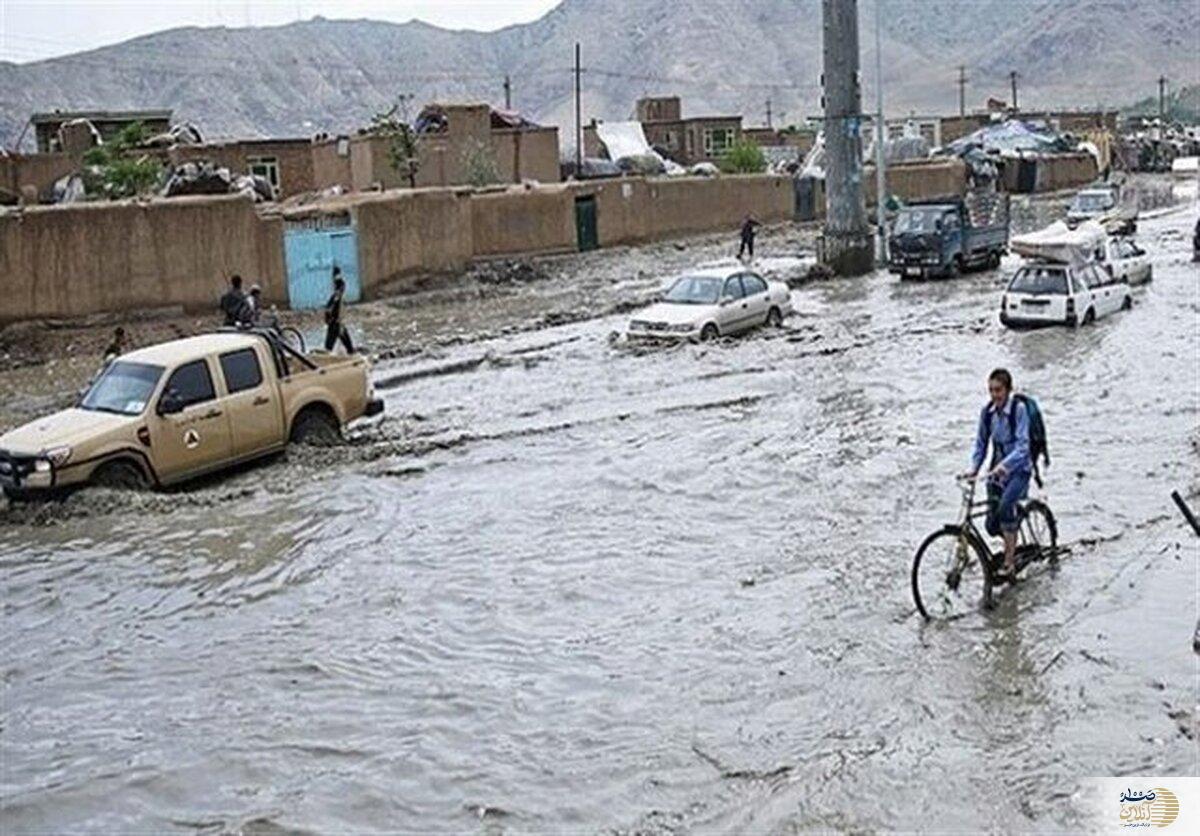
[912,526,994,621]
[1019,500,1058,561]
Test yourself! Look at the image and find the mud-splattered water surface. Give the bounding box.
[2,196,1198,832]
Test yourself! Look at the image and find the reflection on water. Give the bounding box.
[1,204,1197,833]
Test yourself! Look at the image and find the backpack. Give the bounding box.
[1003,394,1050,487]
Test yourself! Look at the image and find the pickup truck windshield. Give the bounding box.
[80,361,164,416]
[893,208,945,234]
[1009,266,1068,295]
[665,275,723,305]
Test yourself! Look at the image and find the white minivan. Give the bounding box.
[1000,261,1132,329]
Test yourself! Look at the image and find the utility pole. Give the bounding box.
[873,0,887,266]
[957,65,967,118]
[1157,75,1167,170]
[766,98,774,130]
[574,43,583,174]
[1010,70,1019,112]
[503,74,512,110]
[821,0,872,276]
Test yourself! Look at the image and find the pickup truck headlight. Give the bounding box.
[668,324,694,333]
[36,445,72,471]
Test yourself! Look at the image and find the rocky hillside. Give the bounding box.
[1,0,1194,150]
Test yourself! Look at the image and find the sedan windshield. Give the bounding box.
[1009,266,1068,295]
[1071,192,1114,213]
[892,208,945,234]
[80,361,164,416]
[664,275,723,305]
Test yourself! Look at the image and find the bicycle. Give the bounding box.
[912,475,1058,620]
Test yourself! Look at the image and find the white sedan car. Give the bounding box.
[1100,236,1152,286]
[628,267,793,341]
[1000,260,1132,329]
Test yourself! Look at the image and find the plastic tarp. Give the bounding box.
[593,121,684,175]
[940,119,1074,158]
[1011,220,1106,264]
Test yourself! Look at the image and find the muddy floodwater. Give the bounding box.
[2,193,1198,832]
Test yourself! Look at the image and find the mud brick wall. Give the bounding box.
[1034,152,1099,192]
[0,194,285,322]
[0,152,79,203]
[470,186,575,256]
[350,189,474,291]
[863,158,969,205]
[574,174,795,248]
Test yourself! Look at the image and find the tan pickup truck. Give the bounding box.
[0,330,383,498]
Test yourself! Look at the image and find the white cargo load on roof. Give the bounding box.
[1010,220,1106,265]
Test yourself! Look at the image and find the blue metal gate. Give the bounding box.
[283,219,362,310]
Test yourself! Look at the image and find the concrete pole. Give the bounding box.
[1010,71,1019,112]
[957,65,967,118]
[504,75,512,110]
[873,0,887,265]
[821,0,873,276]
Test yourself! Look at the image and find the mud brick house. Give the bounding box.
[31,109,172,153]
[633,96,744,166]
[322,103,561,192]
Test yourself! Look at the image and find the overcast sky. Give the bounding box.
[0,0,562,62]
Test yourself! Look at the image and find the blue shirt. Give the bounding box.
[971,397,1032,476]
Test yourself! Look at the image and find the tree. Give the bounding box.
[719,138,768,174]
[81,121,163,199]
[460,138,500,187]
[366,105,420,188]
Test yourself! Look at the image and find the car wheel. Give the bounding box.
[1083,308,1096,325]
[947,257,962,279]
[700,323,720,342]
[1122,295,1133,311]
[988,251,1002,269]
[766,307,783,328]
[290,406,341,446]
[92,459,149,491]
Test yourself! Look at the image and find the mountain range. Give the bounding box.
[1,0,1195,151]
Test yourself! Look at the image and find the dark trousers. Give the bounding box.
[738,236,755,259]
[325,322,354,353]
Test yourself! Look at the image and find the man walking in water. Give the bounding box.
[219,275,246,326]
[738,214,761,261]
[324,267,355,354]
[965,368,1031,581]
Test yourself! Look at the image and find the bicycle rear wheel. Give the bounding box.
[912,526,994,620]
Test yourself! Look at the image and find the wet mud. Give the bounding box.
[1,182,1198,832]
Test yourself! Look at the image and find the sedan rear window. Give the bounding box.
[1009,267,1068,295]
[80,361,163,416]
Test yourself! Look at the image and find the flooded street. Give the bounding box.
[2,196,1198,832]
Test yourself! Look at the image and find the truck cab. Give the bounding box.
[889,194,1010,280]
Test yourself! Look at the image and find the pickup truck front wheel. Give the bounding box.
[92,460,149,491]
[290,406,341,447]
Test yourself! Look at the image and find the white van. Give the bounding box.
[1000,261,1132,329]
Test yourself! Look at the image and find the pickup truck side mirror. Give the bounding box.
[158,390,185,416]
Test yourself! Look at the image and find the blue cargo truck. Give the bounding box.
[888,192,1010,279]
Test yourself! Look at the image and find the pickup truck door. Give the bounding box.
[219,345,285,458]
[149,358,234,482]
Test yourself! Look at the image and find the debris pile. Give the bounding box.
[161,161,274,202]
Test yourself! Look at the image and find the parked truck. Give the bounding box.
[888,192,1010,279]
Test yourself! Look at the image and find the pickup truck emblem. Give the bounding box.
[183,429,201,449]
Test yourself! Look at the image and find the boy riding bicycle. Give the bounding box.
[964,368,1031,581]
